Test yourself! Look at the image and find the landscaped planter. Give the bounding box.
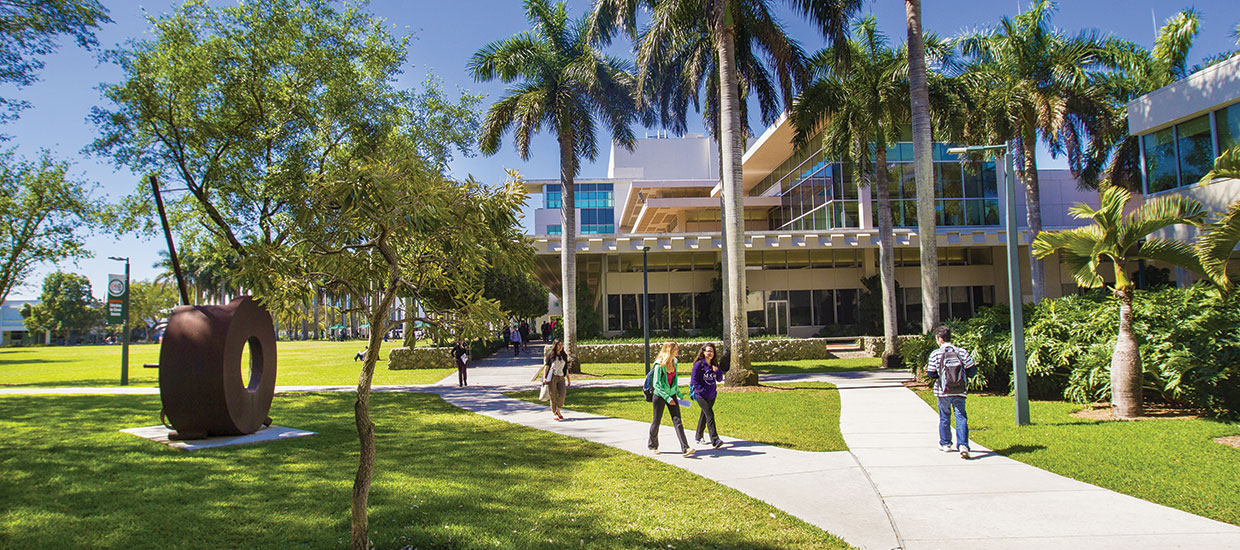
[574,338,858,364]
[388,347,454,370]
[860,335,920,357]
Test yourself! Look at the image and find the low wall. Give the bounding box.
[388,347,454,370]
[860,335,920,357]
[575,338,859,364]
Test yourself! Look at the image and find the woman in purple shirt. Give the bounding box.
[690,343,725,449]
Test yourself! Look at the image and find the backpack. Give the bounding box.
[642,368,654,402]
[938,346,967,395]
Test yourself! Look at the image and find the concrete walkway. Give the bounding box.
[5,348,1240,549]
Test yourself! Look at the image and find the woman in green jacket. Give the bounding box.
[648,340,694,457]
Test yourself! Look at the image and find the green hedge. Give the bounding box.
[900,285,1240,419]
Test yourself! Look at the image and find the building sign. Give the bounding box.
[107,274,127,325]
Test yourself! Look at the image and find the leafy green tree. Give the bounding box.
[127,280,177,343]
[91,2,487,547]
[0,0,110,123]
[0,150,104,306]
[484,268,549,320]
[958,0,1127,302]
[21,271,100,344]
[591,0,861,385]
[470,0,639,373]
[1032,187,1206,418]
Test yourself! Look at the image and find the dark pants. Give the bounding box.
[937,395,968,448]
[648,395,689,452]
[456,359,467,387]
[694,396,720,445]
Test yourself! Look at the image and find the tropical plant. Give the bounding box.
[790,17,955,367]
[1195,146,1240,292]
[958,0,1128,302]
[1032,186,1206,418]
[590,0,862,385]
[127,280,177,342]
[471,0,639,374]
[903,0,938,333]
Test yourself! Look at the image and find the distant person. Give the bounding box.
[452,339,469,387]
[648,340,693,457]
[541,321,552,343]
[354,347,367,362]
[510,326,522,356]
[519,321,530,351]
[543,339,570,420]
[690,343,725,449]
[926,325,977,459]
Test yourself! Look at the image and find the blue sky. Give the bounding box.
[4,0,1238,300]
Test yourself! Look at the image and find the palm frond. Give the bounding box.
[1134,238,1204,276]
[1200,146,1240,184]
[1196,201,1240,291]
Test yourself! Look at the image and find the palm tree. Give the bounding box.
[471,0,638,371]
[791,17,946,367]
[904,0,938,333]
[958,0,1126,303]
[1032,187,1206,418]
[1197,147,1240,292]
[591,0,861,385]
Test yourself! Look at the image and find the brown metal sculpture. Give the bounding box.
[158,296,278,440]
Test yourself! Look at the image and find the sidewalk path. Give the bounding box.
[5,348,1240,549]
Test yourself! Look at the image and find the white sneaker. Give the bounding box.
[939,444,954,452]
[960,447,970,459]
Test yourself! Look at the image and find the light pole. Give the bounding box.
[642,246,651,375]
[108,256,131,386]
[947,144,1030,426]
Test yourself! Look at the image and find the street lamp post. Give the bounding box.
[947,145,1030,426]
[642,246,651,375]
[108,256,131,386]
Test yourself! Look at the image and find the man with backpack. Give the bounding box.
[926,325,978,459]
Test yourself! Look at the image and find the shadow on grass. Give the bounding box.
[989,444,1048,456]
[0,392,846,549]
[0,357,71,366]
[0,378,159,388]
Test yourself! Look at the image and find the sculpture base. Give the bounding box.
[121,425,315,451]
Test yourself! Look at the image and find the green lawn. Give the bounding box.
[0,340,454,388]
[0,392,850,549]
[914,390,1240,526]
[508,382,847,452]
[577,358,881,379]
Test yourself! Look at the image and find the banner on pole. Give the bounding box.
[107,274,127,325]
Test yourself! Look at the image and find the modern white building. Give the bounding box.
[1,299,38,345]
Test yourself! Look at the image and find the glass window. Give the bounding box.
[670,293,693,330]
[966,199,999,226]
[547,225,561,235]
[621,294,638,331]
[648,293,668,331]
[900,162,917,199]
[1144,127,1178,193]
[1176,115,1213,186]
[789,290,812,326]
[607,295,620,332]
[939,200,965,226]
[694,292,713,329]
[812,289,835,325]
[1219,103,1240,153]
[938,163,964,198]
[981,162,998,198]
[835,289,858,325]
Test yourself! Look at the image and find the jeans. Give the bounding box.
[694,396,720,445]
[649,395,689,452]
[456,359,467,387]
[937,395,968,449]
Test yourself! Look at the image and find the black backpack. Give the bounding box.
[938,347,967,394]
[642,368,655,402]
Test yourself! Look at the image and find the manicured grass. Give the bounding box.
[914,390,1240,526]
[0,392,850,549]
[0,340,453,388]
[508,382,847,452]
[577,358,881,379]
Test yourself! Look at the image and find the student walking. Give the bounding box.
[518,321,531,351]
[541,321,552,343]
[510,325,522,356]
[543,340,570,420]
[690,343,726,449]
[926,325,978,459]
[648,340,694,457]
[452,339,469,387]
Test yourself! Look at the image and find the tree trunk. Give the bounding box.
[1018,136,1046,303]
[719,151,730,354]
[875,142,899,368]
[716,13,756,386]
[559,133,581,374]
[906,0,938,334]
[1110,288,1143,418]
[350,276,401,550]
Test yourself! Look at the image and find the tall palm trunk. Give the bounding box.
[1018,133,1046,303]
[905,0,938,333]
[1111,287,1142,418]
[559,133,581,373]
[718,139,730,358]
[874,141,899,367]
[717,14,756,386]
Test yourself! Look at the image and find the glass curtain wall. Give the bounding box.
[543,183,616,234]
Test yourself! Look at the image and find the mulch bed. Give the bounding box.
[1070,403,1203,421]
[1214,436,1240,450]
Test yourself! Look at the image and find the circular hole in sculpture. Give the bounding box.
[240,336,263,391]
